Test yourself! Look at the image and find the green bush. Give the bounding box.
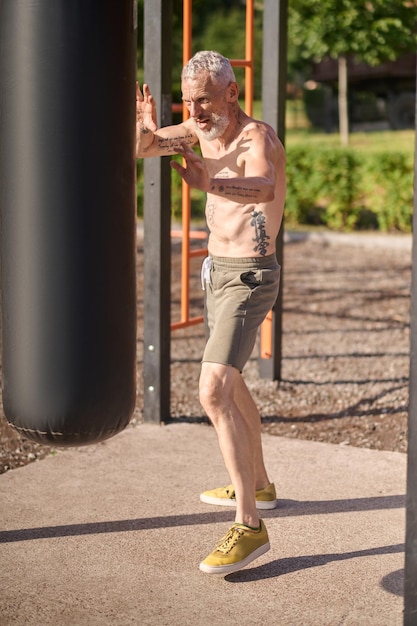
[285,145,414,232]
[361,152,414,232]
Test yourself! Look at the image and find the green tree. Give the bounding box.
[289,0,417,145]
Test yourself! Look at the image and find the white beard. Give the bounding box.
[194,111,230,141]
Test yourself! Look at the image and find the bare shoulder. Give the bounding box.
[241,118,283,148]
[240,118,285,162]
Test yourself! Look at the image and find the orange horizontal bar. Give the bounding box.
[229,59,252,68]
[171,316,204,331]
[189,248,208,259]
[171,229,207,240]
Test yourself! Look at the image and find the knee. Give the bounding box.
[199,368,232,416]
[199,373,222,415]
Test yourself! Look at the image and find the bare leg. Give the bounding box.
[199,361,266,528]
[232,374,271,490]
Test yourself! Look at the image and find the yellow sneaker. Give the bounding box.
[199,520,270,575]
[200,483,277,509]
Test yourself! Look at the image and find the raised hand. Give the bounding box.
[170,142,210,192]
[136,83,158,133]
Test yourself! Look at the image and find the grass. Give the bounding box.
[252,98,415,153]
[286,127,415,153]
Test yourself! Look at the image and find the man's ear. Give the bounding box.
[226,82,239,103]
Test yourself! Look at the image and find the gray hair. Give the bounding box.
[181,51,236,88]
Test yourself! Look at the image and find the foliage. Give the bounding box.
[289,0,417,145]
[284,144,414,232]
[289,0,417,65]
[192,6,264,98]
[361,152,415,232]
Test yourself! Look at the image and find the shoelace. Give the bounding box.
[216,526,245,554]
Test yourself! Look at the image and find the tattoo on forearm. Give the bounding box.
[156,133,195,152]
[139,129,154,154]
[210,183,261,200]
[251,210,270,256]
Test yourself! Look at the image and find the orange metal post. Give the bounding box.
[171,0,207,331]
[180,0,192,325]
[229,0,254,115]
[260,310,273,358]
[245,0,254,115]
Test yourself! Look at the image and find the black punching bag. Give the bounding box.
[0,1,138,446]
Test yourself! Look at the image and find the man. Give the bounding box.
[136,50,285,575]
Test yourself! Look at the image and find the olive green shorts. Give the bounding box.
[202,254,281,372]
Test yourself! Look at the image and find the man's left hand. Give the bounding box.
[170,142,210,192]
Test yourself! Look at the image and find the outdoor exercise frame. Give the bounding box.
[142,0,287,425]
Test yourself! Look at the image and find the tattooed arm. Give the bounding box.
[136,83,197,158]
[172,125,282,204]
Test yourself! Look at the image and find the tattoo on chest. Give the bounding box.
[250,210,270,256]
[206,200,215,226]
[215,169,230,179]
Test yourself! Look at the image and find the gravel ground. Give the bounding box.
[0,230,411,473]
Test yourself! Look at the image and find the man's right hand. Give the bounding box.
[136,83,158,133]
[136,82,197,159]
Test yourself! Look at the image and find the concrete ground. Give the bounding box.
[0,422,406,626]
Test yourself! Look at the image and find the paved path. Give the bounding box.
[0,423,406,625]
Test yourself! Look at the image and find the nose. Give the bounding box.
[189,101,202,118]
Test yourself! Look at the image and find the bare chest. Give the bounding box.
[201,144,245,180]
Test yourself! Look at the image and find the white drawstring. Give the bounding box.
[201,256,212,290]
